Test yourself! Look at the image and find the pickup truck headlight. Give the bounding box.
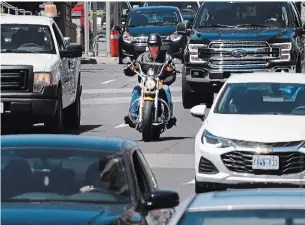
[166,33,182,42]
[201,130,232,148]
[33,72,53,92]
[270,42,292,62]
[189,44,208,63]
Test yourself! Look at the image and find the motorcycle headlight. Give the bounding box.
[145,79,156,90]
[201,130,232,148]
[166,33,182,42]
[33,72,53,92]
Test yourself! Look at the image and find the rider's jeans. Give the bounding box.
[130,85,172,117]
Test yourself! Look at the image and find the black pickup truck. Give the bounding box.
[176,1,305,108]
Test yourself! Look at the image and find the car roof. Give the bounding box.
[188,189,305,211]
[0,15,53,26]
[227,72,305,84]
[132,6,179,12]
[1,134,137,153]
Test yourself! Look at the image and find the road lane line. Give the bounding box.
[114,123,129,128]
[101,79,116,84]
[183,179,195,185]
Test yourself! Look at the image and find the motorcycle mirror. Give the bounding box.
[122,57,132,64]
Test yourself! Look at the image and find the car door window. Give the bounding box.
[52,23,65,50]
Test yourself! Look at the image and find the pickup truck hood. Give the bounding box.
[1,202,130,225]
[1,53,57,72]
[192,27,294,42]
[205,114,305,142]
[128,26,176,37]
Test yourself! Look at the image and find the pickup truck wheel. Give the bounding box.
[63,80,81,129]
[182,65,199,109]
[45,88,64,134]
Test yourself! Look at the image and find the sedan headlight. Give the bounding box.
[145,78,156,90]
[33,72,53,92]
[201,130,232,148]
[270,42,292,62]
[166,32,182,42]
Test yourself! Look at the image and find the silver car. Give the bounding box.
[169,188,305,225]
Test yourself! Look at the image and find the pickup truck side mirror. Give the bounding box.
[60,44,82,58]
[176,22,187,35]
[143,190,179,211]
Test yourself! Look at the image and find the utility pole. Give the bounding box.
[84,1,89,55]
[106,1,110,56]
[92,1,97,56]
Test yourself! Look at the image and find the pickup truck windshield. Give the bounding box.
[1,24,56,54]
[127,10,180,27]
[214,83,305,115]
[196,2,292,28]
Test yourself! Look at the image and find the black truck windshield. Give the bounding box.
[196,2,292,28]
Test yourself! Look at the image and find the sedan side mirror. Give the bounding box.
[144,190,179,211]
[190,104,207,120]
[60,43,82,58]
[176,22,187,35]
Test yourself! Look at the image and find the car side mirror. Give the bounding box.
[60,43,82,58]
[190,104,207,121]
[143,190,179,211]
[113,25,122,32]
[176,22,187,35]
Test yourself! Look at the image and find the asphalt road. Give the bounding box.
[3,62,205,203]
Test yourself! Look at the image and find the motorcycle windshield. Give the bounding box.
[140,62,164,76]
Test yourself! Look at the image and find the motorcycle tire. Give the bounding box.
[142,100,154,142]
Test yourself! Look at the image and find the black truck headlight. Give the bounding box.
[271,42,292,62]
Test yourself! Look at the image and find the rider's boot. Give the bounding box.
[167,103,177,129]
[124,114,136,128]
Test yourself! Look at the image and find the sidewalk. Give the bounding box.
[81,53,119,65]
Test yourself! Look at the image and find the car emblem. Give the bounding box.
[231,49,247,58]
[260,148,273,154]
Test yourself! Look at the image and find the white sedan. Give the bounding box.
[190,72,305,193]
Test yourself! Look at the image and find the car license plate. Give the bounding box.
[252,155,279,170]
[0,102,3,113]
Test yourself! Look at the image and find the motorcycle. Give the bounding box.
[124,58,178,142]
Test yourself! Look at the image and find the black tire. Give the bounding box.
[45,87,64,134]
[152,127,161,140]
[201,92,214,108]
[142,101,154,142]
[296,59,302,73]
[182,65,198,109]
[63,92,81,129]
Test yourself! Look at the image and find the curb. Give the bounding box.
[81,58,97,64]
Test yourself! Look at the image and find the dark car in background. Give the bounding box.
[118,6,187,63]
[1,135,179,225]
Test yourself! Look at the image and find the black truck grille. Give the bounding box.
[200,41,278,68]
[221,151,305,175]
[1,69,28,91]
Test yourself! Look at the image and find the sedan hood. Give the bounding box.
[1,53,56,72]
[1,202,128,225]
[192,27,294,42]
[205,114,305,142]
[128,26,176,37]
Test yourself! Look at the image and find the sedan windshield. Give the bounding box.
[178,209,305,225]
[127,10,180,27]
[214,83,305,115]
[1,148,131,204]
[1,24,56,54]
[196,2,291,28]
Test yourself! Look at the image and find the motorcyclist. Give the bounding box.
[123,33,177,128]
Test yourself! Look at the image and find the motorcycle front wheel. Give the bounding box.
[142,100,154,142]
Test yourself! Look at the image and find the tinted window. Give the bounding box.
[214,83,305,115]
[178,210,305,225]
[1,24,56,54]
[1,148,131,203]
[196,2,292,28]
[127,10,180,27]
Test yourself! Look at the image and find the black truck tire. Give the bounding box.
[182,65,199,109]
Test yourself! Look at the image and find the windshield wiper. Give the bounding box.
[199,24,235,28]
[235,24,271,28]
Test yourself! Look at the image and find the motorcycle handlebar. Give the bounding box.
[131,60,174,78]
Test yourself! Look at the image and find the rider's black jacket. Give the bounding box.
[123,51,176,86]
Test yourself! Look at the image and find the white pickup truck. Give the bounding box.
[1,15,82,133]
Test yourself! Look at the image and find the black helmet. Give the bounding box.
[147,33,162,46]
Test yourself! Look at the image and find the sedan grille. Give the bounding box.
[1,69,28,91]
[221,151,305,175]
[231,140,303,148]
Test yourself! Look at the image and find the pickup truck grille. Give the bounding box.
[202,41,275,68]
[1,69,28,91]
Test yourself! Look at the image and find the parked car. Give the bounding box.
[190,72,305,193]
[1,15,82,133]
[168,188,305,225]
[176,1,305,109]
[1,134,179,225]
[117,6,188,63]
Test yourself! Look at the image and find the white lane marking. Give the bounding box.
[114,123,129,128]
[183,179,195,185]
[144,153,194,169]
[82,86,182,94]
[101,79,116,84]
[82,96,182,105]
